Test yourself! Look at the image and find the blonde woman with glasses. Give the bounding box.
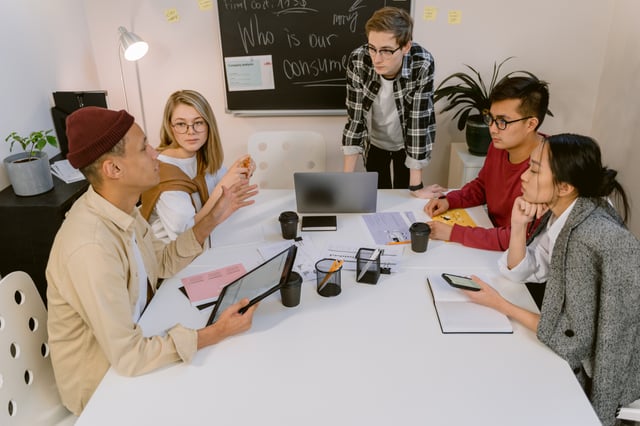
[141,90,255,245]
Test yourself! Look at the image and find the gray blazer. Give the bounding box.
[535,197,640,425]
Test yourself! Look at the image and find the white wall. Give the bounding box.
[591,0,640,235]
[0,0,100,189]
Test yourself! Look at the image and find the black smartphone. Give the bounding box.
[441,273,481,291]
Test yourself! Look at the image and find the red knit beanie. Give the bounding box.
[66,107,135,169]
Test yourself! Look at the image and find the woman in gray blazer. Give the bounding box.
[466,133,640,426]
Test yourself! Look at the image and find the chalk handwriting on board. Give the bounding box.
[217,0,412,112]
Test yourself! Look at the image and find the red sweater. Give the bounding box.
[446,143,530,251]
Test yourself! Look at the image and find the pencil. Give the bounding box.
[386,240,410,245]
[318,259,343,291]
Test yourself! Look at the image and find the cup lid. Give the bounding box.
[410,222,430,234]
[279,211,298,221]
[284,271,302,286]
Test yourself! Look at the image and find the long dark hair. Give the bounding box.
[546,133,630,222]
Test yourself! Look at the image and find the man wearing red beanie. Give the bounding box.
[46,106,258,415]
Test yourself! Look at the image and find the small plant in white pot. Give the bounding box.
[3,129,58,196]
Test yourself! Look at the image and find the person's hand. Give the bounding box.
[209,180,258,227]
[198,298,257,348]
[214,298,257,338]
[427,220,453,241]
[424,196,449,217]
[217,155,254,192]
[463,275,505,311]
[511,196,548,227]
[410,183,447,199]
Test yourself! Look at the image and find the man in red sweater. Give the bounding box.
[424,76,550,251]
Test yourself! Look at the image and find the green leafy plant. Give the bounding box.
[4,129,58,159]
[434,57,552,130]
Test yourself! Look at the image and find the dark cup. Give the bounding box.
[409,222,431,253]
[280,271,302,307]
[279,211,299,240]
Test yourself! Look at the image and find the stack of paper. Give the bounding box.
[51,159,85,183]
[427,273,512,334]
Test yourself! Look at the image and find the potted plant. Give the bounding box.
[434,57,551,156]
[3,129,58,196]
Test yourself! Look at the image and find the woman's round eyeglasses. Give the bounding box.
[172,121,207,134]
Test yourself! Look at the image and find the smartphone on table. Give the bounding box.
[441,273,481,291]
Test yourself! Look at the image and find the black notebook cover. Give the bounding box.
[301,215,337,231]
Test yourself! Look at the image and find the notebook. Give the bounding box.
[293,172,378,213]
[206,245,297,325]
[426,273,512,334]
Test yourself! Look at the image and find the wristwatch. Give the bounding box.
[408,182,424,192]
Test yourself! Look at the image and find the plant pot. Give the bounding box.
[465,114,491,156]
[3,151,54,196]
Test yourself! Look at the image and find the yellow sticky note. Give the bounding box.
[165,8,179,23]
[198,0,213,10]
[448,10,462,24]
[423,7,438,21]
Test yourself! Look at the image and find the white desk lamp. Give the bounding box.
[118,26,148,134]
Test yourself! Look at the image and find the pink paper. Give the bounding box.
[181,263,246,304]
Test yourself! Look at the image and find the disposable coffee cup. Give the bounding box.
[280,271,302,308]
[315,258,342,297]
[409,222,431,253]
[278,211,299,240]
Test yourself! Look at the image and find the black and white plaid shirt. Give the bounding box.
[342,42,436,166]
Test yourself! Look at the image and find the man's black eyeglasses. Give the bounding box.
[482,110,533,130]
[365,44,401,59]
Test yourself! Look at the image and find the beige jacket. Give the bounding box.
[46,186,203,415]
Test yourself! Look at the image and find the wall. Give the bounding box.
[591,0,640,236]
[0,0,100,190]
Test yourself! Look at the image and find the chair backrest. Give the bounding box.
[0,271,75,425]
[248,131,326,189]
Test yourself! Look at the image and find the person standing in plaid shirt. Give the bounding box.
[342,7,443,198]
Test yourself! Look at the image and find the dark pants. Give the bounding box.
[365,144,409,189]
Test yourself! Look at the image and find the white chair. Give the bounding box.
[248,130,326,189]
[0,271,76,425]
[618,398,640,423]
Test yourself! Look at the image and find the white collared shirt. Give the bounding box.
[499,200,577,283]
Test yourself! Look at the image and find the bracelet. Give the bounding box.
[408,182,424,192]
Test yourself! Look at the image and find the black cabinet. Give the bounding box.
[0,173,88,304]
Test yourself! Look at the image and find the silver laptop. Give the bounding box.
[294,172,378,213]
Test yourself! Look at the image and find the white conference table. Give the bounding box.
[77,190,600,425]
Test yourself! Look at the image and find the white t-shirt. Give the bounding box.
[368,77,403,152]
[148,154,226,244]
[498,200,577,283]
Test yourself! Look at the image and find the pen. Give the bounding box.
[318,259,343,292]
[386,240,410,245]
[357,249,380,281]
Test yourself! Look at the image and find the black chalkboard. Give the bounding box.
[217,0,412,114]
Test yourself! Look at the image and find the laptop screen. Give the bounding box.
[207,245,296,325]
[294,172,378,213]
